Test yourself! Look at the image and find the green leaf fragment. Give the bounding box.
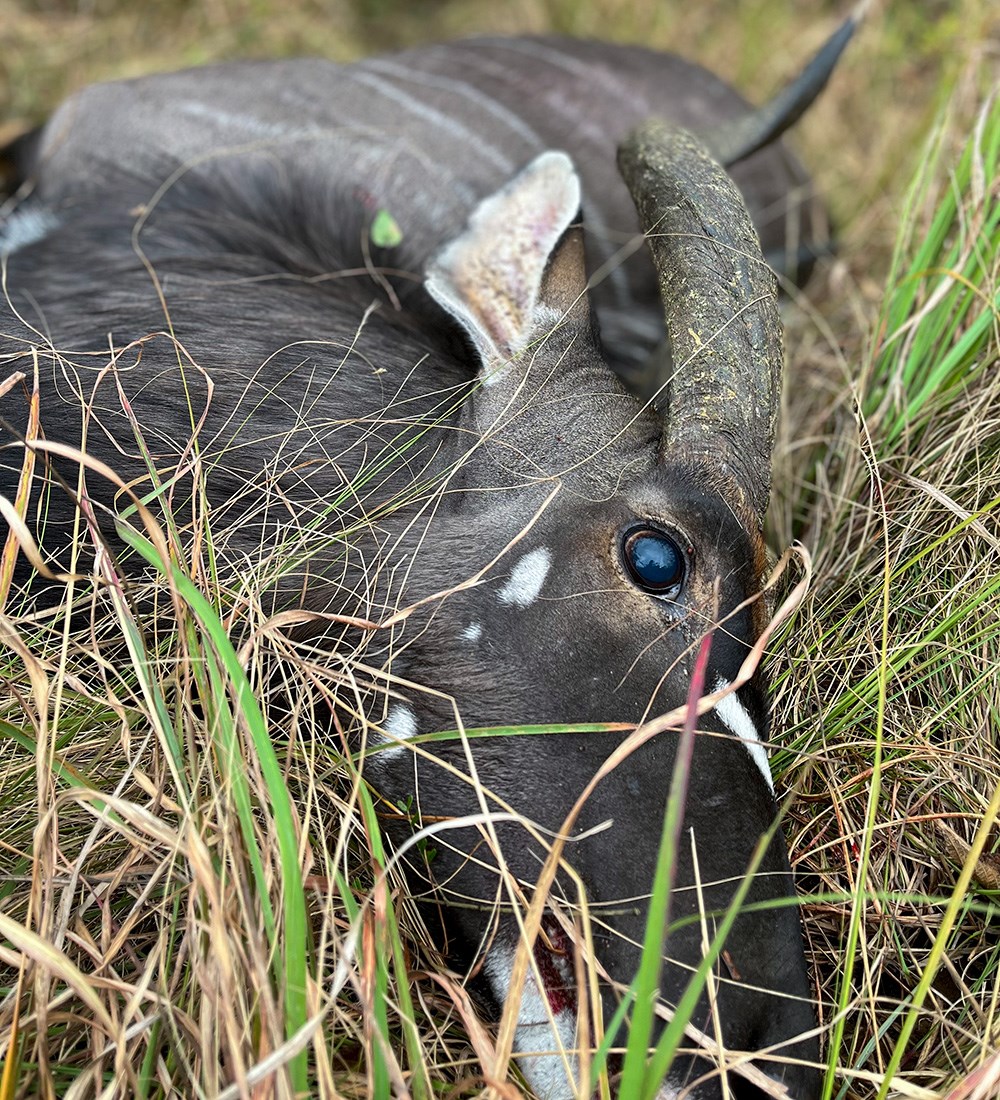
[371,208,403,248]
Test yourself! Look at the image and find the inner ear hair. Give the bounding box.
[424,151,583,368]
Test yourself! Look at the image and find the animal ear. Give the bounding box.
[425,151,587,372]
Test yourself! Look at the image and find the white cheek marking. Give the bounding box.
[714,679,774,794]
[461,621,483,642]
[498,546,552,608]
[384,704,418,742]
[366,703,419,769]
[483,944,578,1100]
[0,208,58,254]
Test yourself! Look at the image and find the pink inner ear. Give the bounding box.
[424,151,581,362]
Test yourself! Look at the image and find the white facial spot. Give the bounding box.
[654,1081,685,1100]
[367,704,420,769]
[483,943,579,1100]
[498,546,552,608]
[0,207,58,254]
[461,621,483,642]
[713,679,774,793]
[384,704,418,743]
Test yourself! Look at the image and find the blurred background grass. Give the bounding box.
[0,2,987,197]
[1,0,993,285]
[0,0,994,340]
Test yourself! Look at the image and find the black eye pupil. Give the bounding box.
[623,527,684,592]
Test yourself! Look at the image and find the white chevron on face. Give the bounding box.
[714,678,774,793]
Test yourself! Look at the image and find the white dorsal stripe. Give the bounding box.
[461,621,483,642]
[498,546,552,608]
[362,57,544,146]
[349,66,513,173]
[713,679,775,794]
[0,208,58,255]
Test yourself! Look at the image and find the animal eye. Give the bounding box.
[622,526,685,594]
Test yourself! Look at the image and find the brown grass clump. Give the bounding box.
[769,50,1000,1098]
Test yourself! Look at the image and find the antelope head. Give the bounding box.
[363,126,817,1100]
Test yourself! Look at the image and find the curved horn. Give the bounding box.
[707,5,863,168]
[617,125,782,526]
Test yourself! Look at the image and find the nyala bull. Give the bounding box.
[0,15,857,1100]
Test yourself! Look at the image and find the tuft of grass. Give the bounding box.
[771,71,1000,1100]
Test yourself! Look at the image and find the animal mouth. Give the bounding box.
[534,915,578,1018]
[482,913,587,1099]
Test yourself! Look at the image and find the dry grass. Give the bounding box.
[770,56,1000,1099]
[1,1,999,1098]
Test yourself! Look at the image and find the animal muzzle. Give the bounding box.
[486,906,819,1100]
[486,902,819,1100]
[480,728,820,1100]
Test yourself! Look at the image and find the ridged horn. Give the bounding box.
[617,126,782,526]
[707,6,864,169]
